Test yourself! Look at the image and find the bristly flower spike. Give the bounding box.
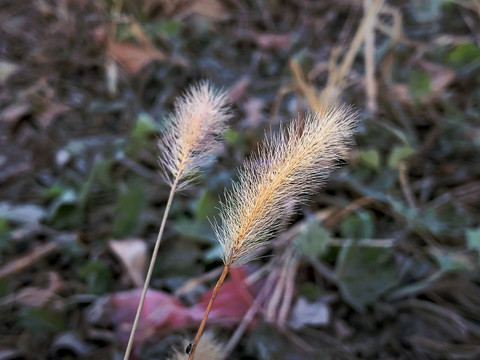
[217,105,357,267]
[124,81,231,360]
[188,105,358,359]
[159,82,231,191]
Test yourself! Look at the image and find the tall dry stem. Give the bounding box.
[123,82,231,360]
[188,105,358,359]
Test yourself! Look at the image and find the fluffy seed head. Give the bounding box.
[169,332,225,360]
[158,81,231,191]
[214,105,358,267]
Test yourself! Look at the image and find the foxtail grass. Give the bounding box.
[170,332,225,360]
[123,82,231,360]
[187,106,358,359]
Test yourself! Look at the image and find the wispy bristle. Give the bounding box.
[214,106,358,267]
[169,333,225,360]
[159,81,232,191]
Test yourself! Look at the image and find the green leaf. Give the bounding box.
[294,219,331,258]
[357,149,380,170]
[431,247,475,273]
[132,113,158,139]
[340,211,374,239]
[224,129,240,144]
[160,19,182,36]
[412,0,441,22]
[20,308,67,333]
[419,204,470,237]
[369,168,397,193]
[409,70,431,102]
[156,241,203,277]
[448,42,480,71]
[46,189,83,229]
[174,219,217,244]
[94,159,115,189]
[388,146,414,168]
[128,113,159,156]
[336,240,397,312]
[78,260,112,295]
[194,190,218,219]
[112,182,147,238]
[466,228,480,254]
[0,279,7,297]
[291,50,315,74]
[246,322,328,359]
[42,184,68,200]
[298,282,321,302]
[0,218,10,252]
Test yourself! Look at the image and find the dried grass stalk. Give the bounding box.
[159,81,231,191]
[188,105,358,359]
[124,82,231,360]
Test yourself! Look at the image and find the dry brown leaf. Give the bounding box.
[419,61,455,100]
[129,21,154,48]
[243,98,264,128]
[0,272,63,308]
[0,242,58,279]
[186,0,229,20]
[109,238,147,287]
[9,288,53,308]
[0,61,19,84]
[1,103,31,124]
[228,76,250,102]
[37,102,70,128]
[107,41,166,75]
[390,61,455,105]
[250,33,292,50]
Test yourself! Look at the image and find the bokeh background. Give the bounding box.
[1,0,480,359]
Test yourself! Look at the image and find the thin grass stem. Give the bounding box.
[123,176,180,360]
[187,263,231,360]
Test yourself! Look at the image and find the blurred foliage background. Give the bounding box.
[1,0,480,359]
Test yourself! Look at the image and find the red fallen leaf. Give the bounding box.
[111,289,191,346]
[110,267,263,354]
[191,267,255,326]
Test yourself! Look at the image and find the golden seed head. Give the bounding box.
[214,105,358,267]
[158,81,232,191]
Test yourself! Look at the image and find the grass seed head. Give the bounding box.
[169,332,225,360]
[158,81,232,191]
[214,105,358,267]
